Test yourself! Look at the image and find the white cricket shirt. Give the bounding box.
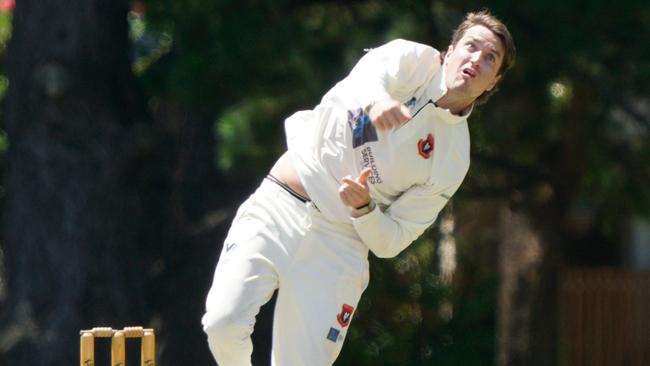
[285,39,471,258]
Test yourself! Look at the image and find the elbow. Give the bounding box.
[368,241,407,259]
[362,227,415,258]
[353,214,418,258]
[373,248,402,259]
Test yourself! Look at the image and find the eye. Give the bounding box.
[465,42,476,51]
[485,53,496,64]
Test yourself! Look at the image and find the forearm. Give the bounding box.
[351,206,420,258]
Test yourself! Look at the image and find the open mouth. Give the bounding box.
[462,68,476,78]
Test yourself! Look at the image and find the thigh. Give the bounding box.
[271,222,370,366]
[204,200,281,327]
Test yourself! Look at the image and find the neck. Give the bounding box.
[435,92,474,115]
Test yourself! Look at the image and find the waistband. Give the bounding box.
[265,174,313,206]
[259,175,362,247]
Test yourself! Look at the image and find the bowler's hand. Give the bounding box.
[339,168,372,209]
[368,99,412,131]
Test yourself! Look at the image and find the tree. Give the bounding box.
[0,1,149,364]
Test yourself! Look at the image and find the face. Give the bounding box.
[444,25,504,103]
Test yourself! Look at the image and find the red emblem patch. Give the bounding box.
[418,133,434,159]
[336,304,355,328]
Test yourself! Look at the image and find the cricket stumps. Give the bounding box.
[80,326,155,366]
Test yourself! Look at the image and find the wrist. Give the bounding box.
[352,199,376,218]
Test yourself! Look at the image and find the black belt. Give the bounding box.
[265,174,311,204]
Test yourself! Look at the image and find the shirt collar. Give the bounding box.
[427,62,473,124]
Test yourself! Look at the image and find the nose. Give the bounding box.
[469,51,481,68]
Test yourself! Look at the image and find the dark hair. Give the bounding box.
[441,10,516,105]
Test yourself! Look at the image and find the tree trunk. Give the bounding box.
[0,1,146,364]
[497,205,560,366]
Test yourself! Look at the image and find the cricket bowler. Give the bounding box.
[202,9,516,366]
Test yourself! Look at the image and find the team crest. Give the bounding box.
[336,304,355,328]
[418,133,434,159]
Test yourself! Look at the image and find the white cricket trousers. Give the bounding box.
[202,178,370,366]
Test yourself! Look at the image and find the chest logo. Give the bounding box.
[418,133,434,159]
[336,304,355,328]
[348,108,378,148]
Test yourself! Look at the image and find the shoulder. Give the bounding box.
[372,39,441,57]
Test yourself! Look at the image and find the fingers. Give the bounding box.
[372,107,408,130]
[342,168,371,189]
[400,104,413,120]
[338,184,364,201]
[340,176,366,194]
[339,172,371,209]
[357,168,372,186]
[369,99,413,131]
[338,184,369,209]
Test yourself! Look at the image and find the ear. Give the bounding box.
[485,74,502,91]
[444,45,454,64]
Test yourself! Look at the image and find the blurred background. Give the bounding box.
[0,0,648,365]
